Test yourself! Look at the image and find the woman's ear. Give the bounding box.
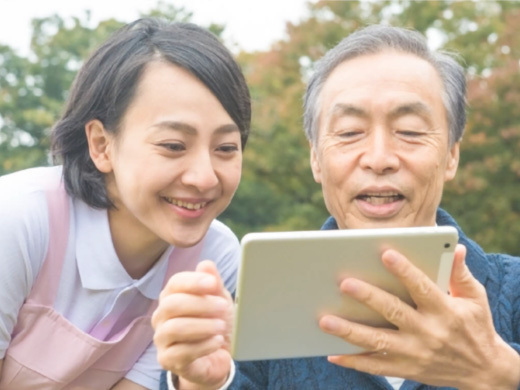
[85,120,113,173]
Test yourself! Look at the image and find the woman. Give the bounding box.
[0,18,250,389]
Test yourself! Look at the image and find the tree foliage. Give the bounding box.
[1,0,519,254]
[0,13,123,173]
[0,2,205,174]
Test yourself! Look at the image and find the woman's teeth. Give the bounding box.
[165,197,207,210]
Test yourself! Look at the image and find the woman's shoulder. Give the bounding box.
[206,219,240,245]
[0,166,63,200]
[0,166,64,229]
[0,167,61,340]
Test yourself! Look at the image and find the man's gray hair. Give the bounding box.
[303,24,466,146]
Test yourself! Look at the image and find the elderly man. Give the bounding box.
[153,25,520,390]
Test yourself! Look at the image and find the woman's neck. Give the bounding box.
[107,208,169,280]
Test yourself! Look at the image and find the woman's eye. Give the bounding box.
[217,144,239,153]
[159,143,185,152]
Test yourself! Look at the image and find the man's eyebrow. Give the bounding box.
[330,103,368,118]
[150,121,239,134]
[388,102,433,120]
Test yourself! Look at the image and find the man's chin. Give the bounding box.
[341,215,418,230]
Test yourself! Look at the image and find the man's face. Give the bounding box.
[310,51,460,229]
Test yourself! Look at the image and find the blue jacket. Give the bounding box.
[160,209,520,389]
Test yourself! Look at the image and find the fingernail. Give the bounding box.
[384,251,400,266]
[341,279,358,293]
[199,276,215,289]
[214,297,229,310]
[214,334,225,345]
[322,317,339,332]
[215,320,226,332]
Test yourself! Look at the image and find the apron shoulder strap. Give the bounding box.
[28,174,71,305]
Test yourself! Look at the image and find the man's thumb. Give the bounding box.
[449,244,484,299]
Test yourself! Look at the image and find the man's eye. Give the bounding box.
[159,143,185,152]
[398,130,423,137]
[339,130,363,138]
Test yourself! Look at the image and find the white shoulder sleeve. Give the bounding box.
[0,175,49,358]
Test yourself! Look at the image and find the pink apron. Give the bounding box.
[0,179,204,389]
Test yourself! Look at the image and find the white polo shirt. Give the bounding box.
[0,166,240,389]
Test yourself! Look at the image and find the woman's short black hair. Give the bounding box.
[51,18,251,209]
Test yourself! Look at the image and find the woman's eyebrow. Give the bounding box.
[149,120,197,134]
[148,121,239,135]
[214,123,240,134]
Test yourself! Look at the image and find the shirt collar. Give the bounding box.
[74,199,171,299]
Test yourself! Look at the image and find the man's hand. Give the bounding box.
[152,260,233,390]
[319,244,520,390]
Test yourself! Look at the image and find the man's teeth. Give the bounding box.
[165,197,207,210]
[359,193,403,204]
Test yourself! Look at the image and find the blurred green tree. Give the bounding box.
[0,13,123,174]
[0,1,210,174]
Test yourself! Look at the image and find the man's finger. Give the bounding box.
[319,314,401,354]
[449,244,486,300]
[381,249,448,312]
[338,277,417,330]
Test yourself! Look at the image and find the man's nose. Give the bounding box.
[359,130,400,174]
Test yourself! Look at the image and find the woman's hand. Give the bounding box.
[319,244,520,390]
[152,261,233,390]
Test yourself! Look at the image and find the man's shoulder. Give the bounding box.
[436,208,520,288]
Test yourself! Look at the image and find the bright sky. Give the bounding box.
[0,0,313,55]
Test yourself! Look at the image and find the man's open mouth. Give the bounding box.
[356,192,404,205]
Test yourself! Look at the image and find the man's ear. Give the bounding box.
[309,141,322,184]
[85,119,113,173]
[444,141,460,182]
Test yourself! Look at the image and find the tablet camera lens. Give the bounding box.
[444,243,450,248]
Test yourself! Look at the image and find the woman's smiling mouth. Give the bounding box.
[163,196,208,210]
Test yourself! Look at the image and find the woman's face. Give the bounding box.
[92,61,242,254]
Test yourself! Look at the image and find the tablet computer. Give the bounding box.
[231,226,458,361]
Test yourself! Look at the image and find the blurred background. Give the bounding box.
[0,0,519,254]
